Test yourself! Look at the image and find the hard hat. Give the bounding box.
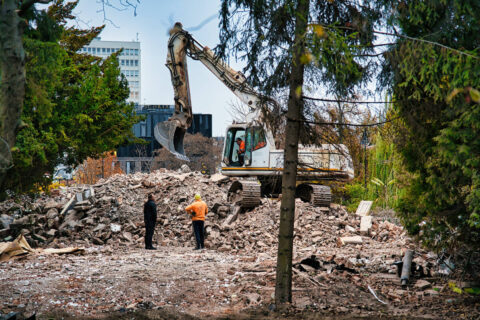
[194,194,201,200]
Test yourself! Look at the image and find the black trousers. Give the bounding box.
[192,220,205,249]
[145,223,155,248]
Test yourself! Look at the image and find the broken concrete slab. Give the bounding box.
[46,208,59,220]
[415,279,432,290]
[210,173,229,184]
[43,199,60,211]
[345,225,356,233]
[0,214,14,229]
[337,236,363,246]
[360,216,373,235]
[222,206,241,227]
[355,200,373,216]
[110,224,121,233]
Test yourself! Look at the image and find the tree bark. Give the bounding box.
[275,0,310,305]
[0,0,50,189]
[0,0,26,186]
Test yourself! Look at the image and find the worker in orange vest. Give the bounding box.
[185,193,208,250]
[236,137,246,165]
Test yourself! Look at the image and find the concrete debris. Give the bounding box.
[209,173,229,184]
[110,224,121,233]
[360,215,373,235]
[180,164,191,173]
[355,200,373,216]
[414,279,432,290]
[0,168,454,318]
[337,236,363,246]
[345,225,356,233]
[0,169,416,260]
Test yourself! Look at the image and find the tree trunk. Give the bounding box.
[275,0,310,305]
[0,0,27,187]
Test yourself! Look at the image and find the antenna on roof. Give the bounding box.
[136,33,139,42]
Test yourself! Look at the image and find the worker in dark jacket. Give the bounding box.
[143,194,157,250]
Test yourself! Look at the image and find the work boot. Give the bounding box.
[146,247,157,250]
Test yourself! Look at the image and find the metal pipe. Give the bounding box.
[400,249,414,286]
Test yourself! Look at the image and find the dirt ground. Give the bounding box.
[1,170,479,319]
[1,244,479,319]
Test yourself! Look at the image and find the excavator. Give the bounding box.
[155,22,354,208]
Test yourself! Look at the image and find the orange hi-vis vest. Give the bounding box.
[185,200,208,221]
[239,141,245,153]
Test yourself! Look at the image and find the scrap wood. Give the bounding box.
[40,247,85,255]
[0,235,84,262]
[0,235,34,262]
[293,268,326,288]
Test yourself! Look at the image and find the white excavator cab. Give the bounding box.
[222,124,271,169]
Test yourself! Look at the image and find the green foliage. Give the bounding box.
[218,0,379,96]
[380,0,480,253]
[343,130,405,212]
[2,1,139,193]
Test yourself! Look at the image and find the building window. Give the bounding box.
[121,60,125,66]
[135,49,139,55]
[87,47,91,53]
[126,60,130,66]
[135,70,139,77]
[134,60,138,66]
[102,48,106,53]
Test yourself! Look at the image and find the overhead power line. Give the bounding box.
[286,116,400,127]
[303,96,395,104]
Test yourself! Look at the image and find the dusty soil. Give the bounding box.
[1,244,479,319]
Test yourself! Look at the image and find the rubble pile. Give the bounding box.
[0,169,438,275]
[0,169,228,248]
[2,169,473,319]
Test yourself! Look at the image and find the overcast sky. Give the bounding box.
[69,0,245,137]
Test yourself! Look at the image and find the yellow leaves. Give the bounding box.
[295,86,302,98]
[449,281,463,294]
[470,88,480,103]
[300,52,313,65]
[309,24,327,39]
[446,88,462,103]
[446,87,480,104]
[313,24,326,38]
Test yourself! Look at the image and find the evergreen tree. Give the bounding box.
[379,0,480,254]
[0,0,52,187]
[1,1,139,193]
[218,0,377,304]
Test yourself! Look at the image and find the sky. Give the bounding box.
[69,0,246,137]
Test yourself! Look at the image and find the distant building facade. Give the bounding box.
[117,105,213,173]
[81,38,141,105]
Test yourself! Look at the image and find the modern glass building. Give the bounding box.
[116,105,213,173]
[80,38,141,105]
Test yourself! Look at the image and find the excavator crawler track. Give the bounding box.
[228,181,261,208]
[310,185,332,207]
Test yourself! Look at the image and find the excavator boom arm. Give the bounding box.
[155,22,273,159]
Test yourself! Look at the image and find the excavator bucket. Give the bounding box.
[154,121,190,161]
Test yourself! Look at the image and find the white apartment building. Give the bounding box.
[81,38,141,105]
